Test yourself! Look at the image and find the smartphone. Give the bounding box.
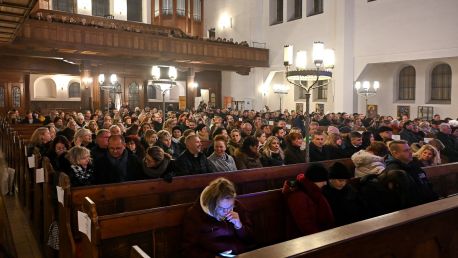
[219,251,236,258]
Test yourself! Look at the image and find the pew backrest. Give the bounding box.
[79,189,288,258]
[236,194,458,258]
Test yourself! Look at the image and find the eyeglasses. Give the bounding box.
[216,205,234,213]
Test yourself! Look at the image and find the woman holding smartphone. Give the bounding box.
[182,178,254,258]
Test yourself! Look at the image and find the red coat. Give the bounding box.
[181,200,255,258]
[283,174,334,236]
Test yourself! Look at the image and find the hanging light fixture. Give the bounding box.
[150,65,178,122]
[283,41,335,163]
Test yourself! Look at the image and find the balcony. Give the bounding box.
[6,9,269,73]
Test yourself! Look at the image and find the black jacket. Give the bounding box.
[324,145,346,160]
[284,145,306,164]
[309,142,328,162]
[93,150,145,184]
[384,156,438,204]
[174,150,213,176]
[436,132,458,162]
[322,184,368,226]
[259,152,284,167]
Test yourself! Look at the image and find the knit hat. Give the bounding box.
[195,124,207,132]
[305,164,329,182]
[327,126,340,135]
[328,162,352,179]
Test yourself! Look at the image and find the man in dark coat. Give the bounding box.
[400,120,423,145]
[309,132,329,162]
[384,140,438,205]
[90,129,111,161]
[436,123,458,162]
[175,134,213,176]
[93,135,144,184]
[342,131,364,158]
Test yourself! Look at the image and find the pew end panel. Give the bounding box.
[58,173,76,258]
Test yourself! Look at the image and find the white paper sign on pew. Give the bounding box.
[35,168,44,183]
[392,135,401,141]
[56,186,64,206]
[28,154,35,168]
[78,211,92,242]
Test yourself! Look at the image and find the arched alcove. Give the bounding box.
[35,78,57,98]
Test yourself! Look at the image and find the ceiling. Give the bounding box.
[0,0,36,43]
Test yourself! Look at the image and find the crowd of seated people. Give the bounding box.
[7,105,458,257]
[8,105,458,187]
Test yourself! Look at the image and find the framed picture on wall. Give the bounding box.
[367,104,378,118]
[397,105,410,118]
[418,106,434,120]
[315,103,324,114]
[296,103,304,113]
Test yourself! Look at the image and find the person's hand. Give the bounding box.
[225,211,242,229]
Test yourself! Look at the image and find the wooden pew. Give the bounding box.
[424,162,458,197]
[79,189,288,258]
[0,178,18,258]
[57,159,354,258]
[59,161,458,258]
[43,157,58,258]
[130,246,151,258]
[236,194,458,258]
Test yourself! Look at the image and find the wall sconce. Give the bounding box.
[82,76,93,89]
[192,82,199,88]
[219,13,232,29]
[260,83,269,96]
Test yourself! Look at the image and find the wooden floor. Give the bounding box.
[4,194,43,258]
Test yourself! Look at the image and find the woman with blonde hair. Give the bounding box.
[162,118,177,134]
[73,128,94,148]
[141,129,158,150]
[323,133,345,160]
[65,146,93,186]
[259,136,284,167]
[182,177,254,257]
[413,144,440,167]
[28,127,52,156]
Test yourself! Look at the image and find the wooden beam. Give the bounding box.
[0,11,23,18]
[0,3,30,10]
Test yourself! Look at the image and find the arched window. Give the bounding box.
[398,66,415,100]
[92,0,109,17]
[68,82,81,98]
[12,87,20,108]
[0,86,4,107]
[431,64,452,101]
[53,0,74,13]
[147,85,157,99]
[128,82,140,109]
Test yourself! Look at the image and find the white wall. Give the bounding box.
[206,0,458,116]
[356,58,458,119]
[205,0,344,112]
[353,0,458,118]
[77,0,92,15]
